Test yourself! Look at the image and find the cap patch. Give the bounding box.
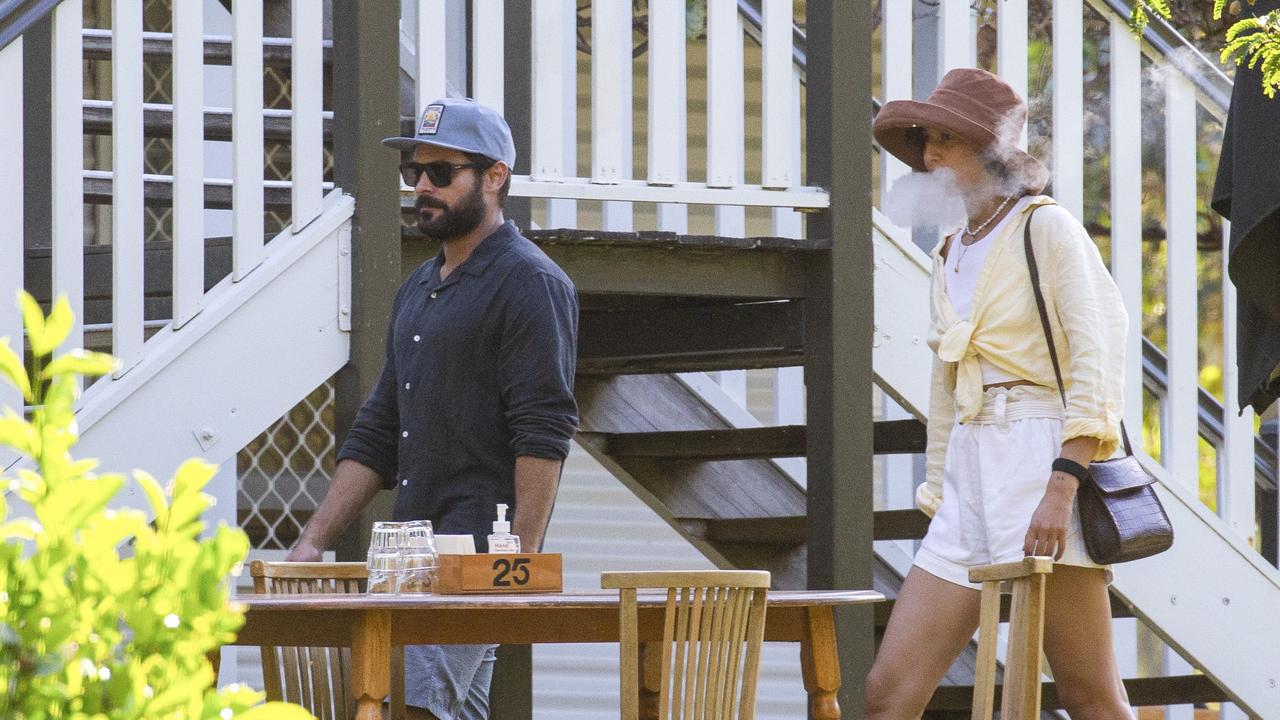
[419,104,444,135]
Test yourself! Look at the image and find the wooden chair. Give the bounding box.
[249,560,406,720]
[601,570,771,720]
[968,556,1054,720]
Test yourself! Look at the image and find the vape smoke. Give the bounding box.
[883,167,967,231]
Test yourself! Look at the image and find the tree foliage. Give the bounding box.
[0,292,313,720]
[1131,0,1280,97]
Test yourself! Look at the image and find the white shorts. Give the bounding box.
[914,385,1111,589]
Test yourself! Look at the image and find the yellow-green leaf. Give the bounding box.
[0,517,41,541]
[41,349,119,380]
[17,291,46,357]
[0,337,32,402]
[133,470,169,520]
[0,414,36,456]
[27,294,73,357]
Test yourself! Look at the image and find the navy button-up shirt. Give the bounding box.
[338,221,579,547]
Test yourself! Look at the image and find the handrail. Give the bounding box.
[1142,336,1278,493]
[736,0,807,75]
[1089,0,1233,112]
[0,0,60,51]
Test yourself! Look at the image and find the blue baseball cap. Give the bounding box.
[382,97,516,170]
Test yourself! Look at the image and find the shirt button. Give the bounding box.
[430,291,438,299]
[404,382,411,390]
[401,478,408,487]
[402,430,409,438]
[413,335,421,342]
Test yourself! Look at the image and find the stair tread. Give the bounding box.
[81,101,334,142]
[83,174,310,209]
[81,29,331,66]
[927,674,1225,711]
[591,420,925,460]
[676,508,931,546]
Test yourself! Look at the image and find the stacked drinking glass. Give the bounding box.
[367,520,438,594]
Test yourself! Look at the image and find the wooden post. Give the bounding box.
[805,0,875,717]
[489,5,534,716]
[331,0,402,562]
[22,15,50,252]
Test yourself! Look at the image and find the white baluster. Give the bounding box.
[592,0,632,230]
[417,0,449,110]
[706,0,741,190]
[1222,218,1258,545]
[113,0,145,375]
[171,0,204,328]
[938,0,973,74]
[0,39,22,414]
[52,1,84,353]
[761,0,792,189]
[648,0,688,233]
[1053,0,1083,219]
[1164,72,1199,493]
[771,65,803,237]
[233,0,264,281]
[708,4,744,235]
[471,0,504,112]
[532,0,577,228]
[1110,16,1143,435]
[997,0,1028,148]
[881,0,912,197]
[291,0,322,233]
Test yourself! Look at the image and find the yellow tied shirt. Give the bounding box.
[916,197,1129,516]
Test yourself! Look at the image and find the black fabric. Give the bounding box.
[338,221,579,550]
[1212,0,1280,414]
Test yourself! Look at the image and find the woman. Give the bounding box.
[867,68,1134,719]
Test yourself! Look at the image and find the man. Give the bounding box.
[287,97,580,720]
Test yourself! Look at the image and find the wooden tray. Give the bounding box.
[433,553,563,594]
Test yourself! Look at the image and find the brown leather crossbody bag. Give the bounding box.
[1023,207,1174,564]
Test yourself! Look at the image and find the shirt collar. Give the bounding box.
[420,220,518,284]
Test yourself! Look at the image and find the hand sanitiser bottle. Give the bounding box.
[488,503,521,553]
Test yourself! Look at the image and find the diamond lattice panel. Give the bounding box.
[238,379,336,550]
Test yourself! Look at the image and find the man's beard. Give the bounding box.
[415,176,487,240]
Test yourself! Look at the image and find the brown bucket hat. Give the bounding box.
[873,67,1049,194]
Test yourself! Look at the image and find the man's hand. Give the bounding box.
[287,459,384,563]
[286,541,323,562]
[1024,474,1077,560]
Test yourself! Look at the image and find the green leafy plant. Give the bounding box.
[1130,0,1280,97]
[0,292,312,720]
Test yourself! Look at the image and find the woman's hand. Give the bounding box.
[1024,473,1079,560]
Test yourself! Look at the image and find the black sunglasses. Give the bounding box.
[400,160,490,188]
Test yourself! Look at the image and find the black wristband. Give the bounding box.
[1051,457,1091,484]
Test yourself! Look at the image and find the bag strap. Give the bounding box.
[1023,206,1135,457]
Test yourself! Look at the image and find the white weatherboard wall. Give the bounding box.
[535,444,806,719]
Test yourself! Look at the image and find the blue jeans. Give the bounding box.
[403,644,498,720]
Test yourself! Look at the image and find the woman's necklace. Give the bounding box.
[954,195,1014,273]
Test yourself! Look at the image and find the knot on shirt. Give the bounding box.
[936,320,986,422]
[936,321,976,363]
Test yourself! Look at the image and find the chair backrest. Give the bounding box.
[601,570,771,720]
[968,557,1054,720]
[249,560,392,720]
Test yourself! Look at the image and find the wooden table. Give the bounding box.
[231,589,883,720]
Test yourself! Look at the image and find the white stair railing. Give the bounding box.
[400,0,827,215]
[2,0,333,400]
